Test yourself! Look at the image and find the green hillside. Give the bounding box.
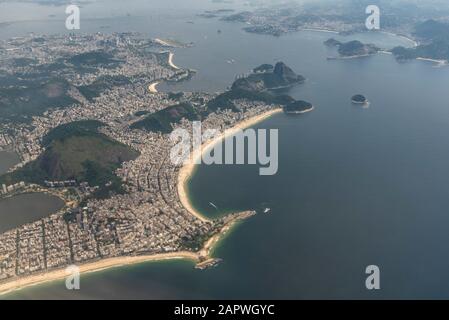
[131,102,200,133]
[0,120,139,198]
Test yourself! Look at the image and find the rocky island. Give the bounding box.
[206,62,310,114]
[232,62,305,92]
[351,94,369,104]
[325,39,380,59]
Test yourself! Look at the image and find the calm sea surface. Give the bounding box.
[0,151,19,175]
[2,0,449,299]
[0,193,64,234]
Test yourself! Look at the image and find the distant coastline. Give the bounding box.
[416,57,448,67]
[147,52,182,93]
[0,252,199,297]
[379,31,418,48]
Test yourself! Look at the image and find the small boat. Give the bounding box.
[209,202,218,209]
[263,208,271,214]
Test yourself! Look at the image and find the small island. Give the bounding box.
[351,94,369,104]
[283,100,314,114]
[325,39,379,59]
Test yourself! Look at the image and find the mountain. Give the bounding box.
[414,20,449,41]
[232,62,305,92]
[392,40,449,61]
[0,120,139,198]
[207,62,305,113]
[0,78,80,123]
[273,62,305,86]
[391,20,449,61]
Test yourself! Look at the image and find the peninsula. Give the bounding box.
[232,62,305,92]
[0,33,291,295]
[284,100,314,114]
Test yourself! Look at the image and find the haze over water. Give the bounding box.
[2,0,449,299]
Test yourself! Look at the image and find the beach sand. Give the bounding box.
[0,108,283,296]
[417,57,448,67]
[168,52,180,70]
[177,108,283,223]
[0,252,199,296]
[148,82,159,93]
[154,38,172,47]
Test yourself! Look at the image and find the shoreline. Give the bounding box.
[298,29,418,49]
[284,106,314,114]
[177,107,283,223]
[328,53,374,60]
[147,50,181,94]
[148,81,159,93]
[0,252,199,297]
[154,38,172,47]
[379,31,418,47]
[300,28,340,34]
[168,52,180,70]
[0,108,282,297]
[416,57,448,66]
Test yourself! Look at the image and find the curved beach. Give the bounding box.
[0,108,282,297]
[177,108,283,223]
[0,252,199,296]
[148,82,159,93]
[168,52,180,70]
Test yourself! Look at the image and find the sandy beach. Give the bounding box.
[154,38,172,47]
[417,57,448,67]
[178,108,282,221]
[300,28,339,34]
[148,82,159,93]
[0,252,200,296]
[177,108,283,223]
[146,52,180,93]
[0,108,282,297]
[168,52,180,70]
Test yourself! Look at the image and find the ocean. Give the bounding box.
[2,0,449,299]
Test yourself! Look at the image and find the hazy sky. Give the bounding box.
[1,0,449,23]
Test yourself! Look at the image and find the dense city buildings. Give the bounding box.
[0,33,267,285]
